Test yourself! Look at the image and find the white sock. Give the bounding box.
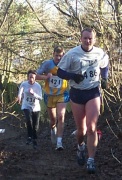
[78,143,85,151]
[51,126,57,134]
[87,157,94,162]
[57,137,62,144]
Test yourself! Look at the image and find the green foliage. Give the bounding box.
[0,0,121,136]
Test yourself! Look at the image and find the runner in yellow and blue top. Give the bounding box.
[36,46,69,150]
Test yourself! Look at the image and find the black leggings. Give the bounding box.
[23,109,40,139]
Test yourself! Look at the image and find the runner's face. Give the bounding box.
[28,73,36,84]
[80,31,96,51]
[53,52,64,65]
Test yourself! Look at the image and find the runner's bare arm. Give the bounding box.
[36,73,52,80]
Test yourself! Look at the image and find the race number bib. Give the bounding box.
[83,67,99,83]
[49,75,63,88]
[26,96,35,105]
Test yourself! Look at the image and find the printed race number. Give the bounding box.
[49,75,62,88]
[84,70,97,79]
[26,97,35,104]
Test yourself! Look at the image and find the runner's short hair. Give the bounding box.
[27,70,37,76]
[81,27,96,37]
[53,46,65,53]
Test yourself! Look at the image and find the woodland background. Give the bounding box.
[0,0,122,173]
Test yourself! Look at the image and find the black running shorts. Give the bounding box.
[70,86,100,105]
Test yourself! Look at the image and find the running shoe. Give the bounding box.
[51,127,57,144]
[33,140,37,149]
[26,137,32,145]
[77,144,86,166]
[55,142,64,151]
[87,160,96,174]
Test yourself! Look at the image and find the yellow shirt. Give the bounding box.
[37,59,69,95]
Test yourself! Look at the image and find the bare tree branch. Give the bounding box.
[111,148,121,164]
[2,45,37,63]
[25,0,72,38]
[0,0,14,29]
[54,4,71,18]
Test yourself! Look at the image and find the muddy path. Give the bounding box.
[0,113,121,180]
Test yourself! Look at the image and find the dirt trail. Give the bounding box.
[0,114,122,180]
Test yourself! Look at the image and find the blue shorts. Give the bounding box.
[70,87,100,105]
